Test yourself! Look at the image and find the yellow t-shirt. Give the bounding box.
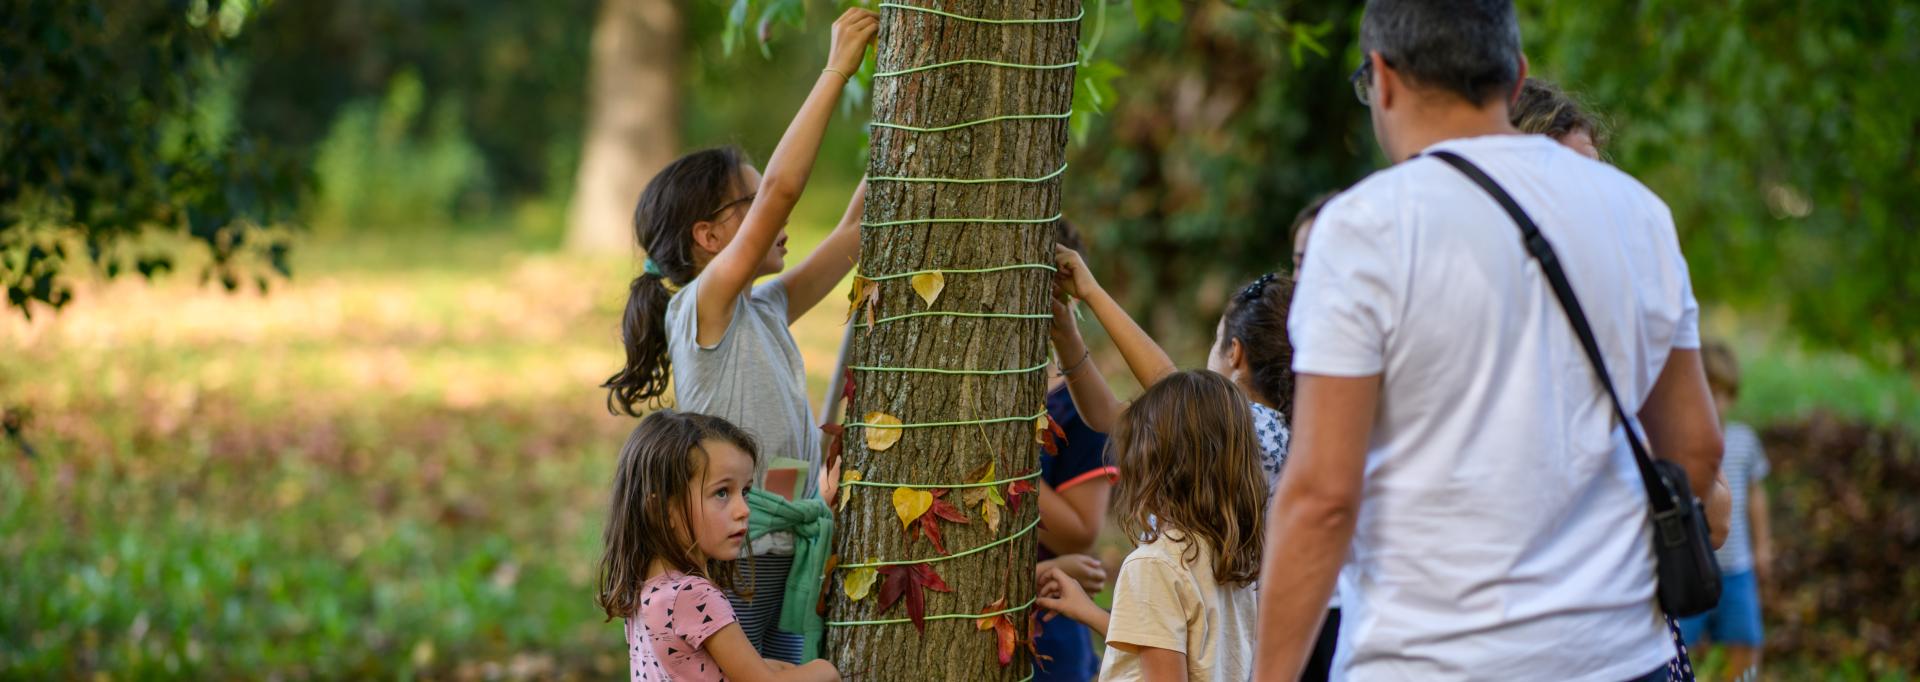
[1099,534,1257,682]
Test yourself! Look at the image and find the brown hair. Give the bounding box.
[1702,338,1741,397]
[603,146,752,415]
[1108,370,1268,585]
[1510,78,1609,149]
[1290,192,1337,246]
[1220,273,1297,416]
[1053,217,1085,253]
[596,409,759,620]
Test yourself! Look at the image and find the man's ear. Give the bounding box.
[1371,50,1396,110]
[1509,54,1531,106]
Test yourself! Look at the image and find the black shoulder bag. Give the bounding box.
[1429,150,1722,618]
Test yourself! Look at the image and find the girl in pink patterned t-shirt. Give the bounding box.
[597,410,841,682]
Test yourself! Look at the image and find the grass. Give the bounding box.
[1,189,1909,676]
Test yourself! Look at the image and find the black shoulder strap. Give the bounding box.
[1427,149,1677,513]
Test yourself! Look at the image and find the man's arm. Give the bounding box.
[1253,373,1376,681]
[1637,349,1724,501]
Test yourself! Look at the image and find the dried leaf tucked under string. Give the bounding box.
[892,487,933,529]
[1007,473,1037,514]
[975,597,1019,666]
[1026,610,1054,670]
[962,462,1009,532]
[877,563,952,632]
[842,561,878,602]
[910,271,945,306]
[910,488,970,554]
[1035,413,1067,455]
[864,412,903,451]
[844,276,878,327]
[837,469,862,513]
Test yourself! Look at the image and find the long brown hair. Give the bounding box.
[1108,370,1268,585]
[602,146,752,415]
[596,409,759,620]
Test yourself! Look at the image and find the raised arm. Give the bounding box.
[779,180,866,324]
[1053,244,1177,393]
[697,9,877,340]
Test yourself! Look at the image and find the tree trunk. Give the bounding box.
[827,1,1077,679]
[565,0,680,254]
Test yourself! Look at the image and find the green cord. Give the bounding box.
[825,595,1038,627]
[848,408,1048,430]
[869,162,1068,185]
[855,310,1053,328]
[862,212,1063,228]
[879,2,1084,24]
[838,517,1042,570]
[863,263,1057,282]
[844,469,1042,490]
[875,58,1080,79]
[847,360,1049,376]
[871,112,1072,134]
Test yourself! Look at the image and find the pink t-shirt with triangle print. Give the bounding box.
[626,571,738,681]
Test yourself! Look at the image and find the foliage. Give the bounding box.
[1,0,304,317]
[310,70,492,231]
[1759,413,1919,675]
[1521,1,1920,373]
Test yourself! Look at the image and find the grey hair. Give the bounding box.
[1360,0,1523,105]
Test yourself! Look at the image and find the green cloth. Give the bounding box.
[746,488,834,661]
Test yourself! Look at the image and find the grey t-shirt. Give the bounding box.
[667,276,820,554]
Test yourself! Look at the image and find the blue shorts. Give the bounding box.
[1677,569,1763,646]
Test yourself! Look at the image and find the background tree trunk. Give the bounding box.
[827,1,1077,679]
[565,0,681,254]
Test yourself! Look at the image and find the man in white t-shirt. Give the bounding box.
[1252,1,1726,681]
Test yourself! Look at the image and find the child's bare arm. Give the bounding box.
[706,624,841,681]
[1053,245,1178,390]
[780,180,866,324]
[1036,478,1109,555]
[1036,566,1110,636]
[1750,483,1774,582]
[1050,295,1124,433]
[698,9,877,341]
[1117,645,1188,682]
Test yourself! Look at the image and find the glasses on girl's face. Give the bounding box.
[707,193,756,220]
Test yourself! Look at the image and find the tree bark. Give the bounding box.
[827,1,1077,679]
[565,0,680,254]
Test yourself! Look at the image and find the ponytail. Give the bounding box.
[604,273,677,414]
[602,145,751,415]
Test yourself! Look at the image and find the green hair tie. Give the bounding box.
[643,259,666,277]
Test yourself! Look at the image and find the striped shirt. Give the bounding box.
[1714,422,1770,573]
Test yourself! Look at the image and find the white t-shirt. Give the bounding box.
[1289,135,1699,681]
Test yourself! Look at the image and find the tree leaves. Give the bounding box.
[864,412,902,451]
[912,489,970,554]
[910,271,945,306]
[845,276,879,328]
[1036,414,1067,455]
[838,469,862,513]
[877,563,952,632]
[843,563,879,601]
[962,462,1008,532]
[975,597,1019,666]
[892,487,933,529]
[1007,475,1037,514]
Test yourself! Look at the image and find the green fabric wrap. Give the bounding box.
[746,488,834,661]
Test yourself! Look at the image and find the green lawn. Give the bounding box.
[1,192,1909,676]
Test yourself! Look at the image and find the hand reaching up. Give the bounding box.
[1053,243,1100,302]
[827,8,880,77]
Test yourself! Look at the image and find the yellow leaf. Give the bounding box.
[839,470,863,513]
[981,498,1001,532]
[910,271,945,307]
[843,565,879,601]
[864,412,903,452]
[892,488,933,529]
[962,462,1005,532]
[1034,414,1049,444]
[843,276,874,325]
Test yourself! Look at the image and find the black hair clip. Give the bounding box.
[1239,273,1278,301]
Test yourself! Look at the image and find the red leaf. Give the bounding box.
[995,615,1018,666]
[841,367,857,404]
[1027,610,1054,669]
[910,563,952,593]
[1040,429,1059,456]
[928,496,970,525]
[917,515,948,554]
[905,575,927,632]
[1047,414,1068,442]
[1008,477,1036,513]
[878,565,911,615]
[820,423,844,471]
